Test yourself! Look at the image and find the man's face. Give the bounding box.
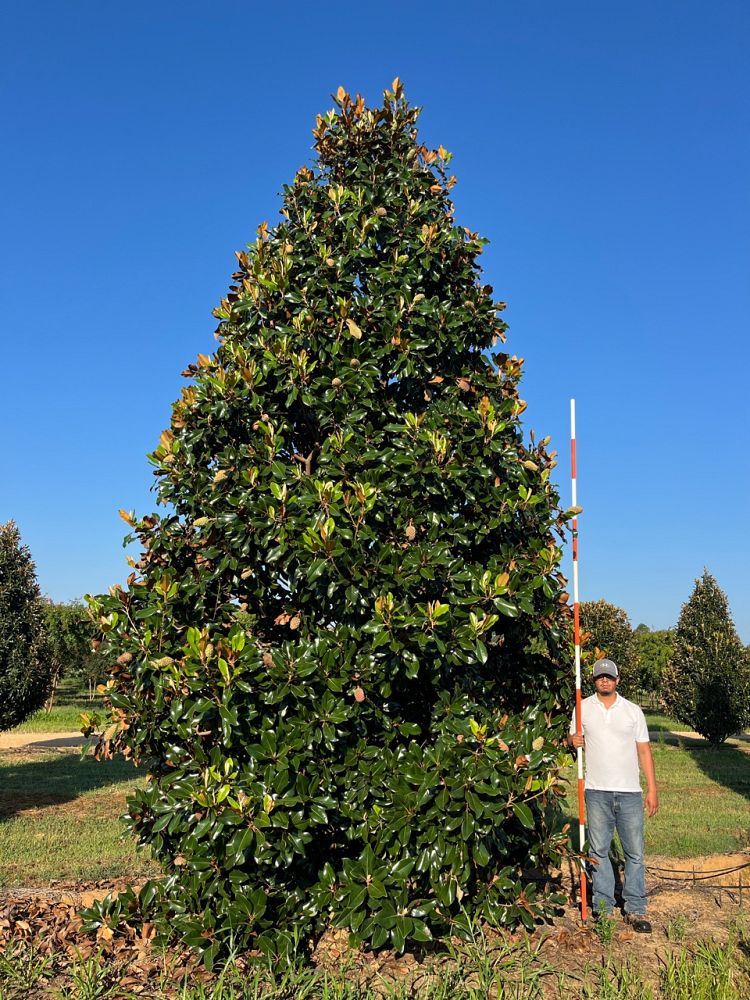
[594,673,619,694]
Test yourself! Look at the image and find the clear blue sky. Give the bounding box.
[2,1,748,641]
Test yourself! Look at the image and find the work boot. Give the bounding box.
[624,913,652,933]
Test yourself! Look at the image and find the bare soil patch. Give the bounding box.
[538,853,750,990]
[0,731,93,751]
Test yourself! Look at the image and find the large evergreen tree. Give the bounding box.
[87,83,574,963]
[0,521,51,731]
[662,571,750,745]
[580,600,638,692]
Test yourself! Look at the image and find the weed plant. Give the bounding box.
[0,941,52,998]
[664,914,687,943]
[0,932,749,999]
[591,901,618,948]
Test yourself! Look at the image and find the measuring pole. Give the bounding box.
[570,399,587,922]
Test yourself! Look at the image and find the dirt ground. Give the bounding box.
[0,731,93,751]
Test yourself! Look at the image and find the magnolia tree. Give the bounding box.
[0,521,51,731]
[87,83,574,964]
[662,571,750,745]
[579,600,638,692]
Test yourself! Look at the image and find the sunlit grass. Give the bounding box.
[0,749,155,887]
[644,712,683,733]
[12,676,103,733]
[562,742,750,857]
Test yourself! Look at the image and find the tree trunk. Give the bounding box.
[45,662,62,712]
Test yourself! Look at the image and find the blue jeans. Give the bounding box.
[585,790,647,916]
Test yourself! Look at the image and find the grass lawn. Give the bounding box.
[562,741,750,857]
[644,711,683,732]
[0,749,156,887]
[12,676,103,733]
[647,743,750,855]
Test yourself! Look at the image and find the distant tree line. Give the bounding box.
[42,598,104,705]
[581,570,750,745]
[0,520,103,732]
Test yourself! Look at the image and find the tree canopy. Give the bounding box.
[0,521,51,731]
[579,599,638,691]
[661,570,750,745]
[42,600,96,706]
[86,82,574,964]
[632,624,673,697]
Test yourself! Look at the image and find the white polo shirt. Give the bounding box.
[570,693,650,792]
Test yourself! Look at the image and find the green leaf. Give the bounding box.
[512,802,535,829]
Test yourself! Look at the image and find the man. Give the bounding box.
[568,657,658,933]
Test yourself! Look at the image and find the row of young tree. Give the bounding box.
[580,571,750,745]
[0,521,103,731]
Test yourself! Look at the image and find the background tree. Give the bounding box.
[87,82,574,964]
[661,571,750,745]
[579,599,638,694]
[0,521,51,731]
[41,600,97,708]
[633,624,673,703]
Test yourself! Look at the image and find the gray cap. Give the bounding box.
[593,658,619,679]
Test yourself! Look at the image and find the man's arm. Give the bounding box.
[636,741,658,817]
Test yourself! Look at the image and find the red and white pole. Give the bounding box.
[570,398,587,922]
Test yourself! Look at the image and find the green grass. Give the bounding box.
[12,676,103,733]
[562,742,750,857]
[579,936,749,1000]
[0,749,156,887]
[644,711,749,740]
[647,743,750,855]
[644,712,683,733]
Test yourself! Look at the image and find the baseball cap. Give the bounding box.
[592,658,619,679]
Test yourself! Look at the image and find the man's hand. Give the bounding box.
[636,742,658,817]
[568,733,584,750]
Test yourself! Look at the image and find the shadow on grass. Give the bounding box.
[685,742,750,802]
[0,751,140,822]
